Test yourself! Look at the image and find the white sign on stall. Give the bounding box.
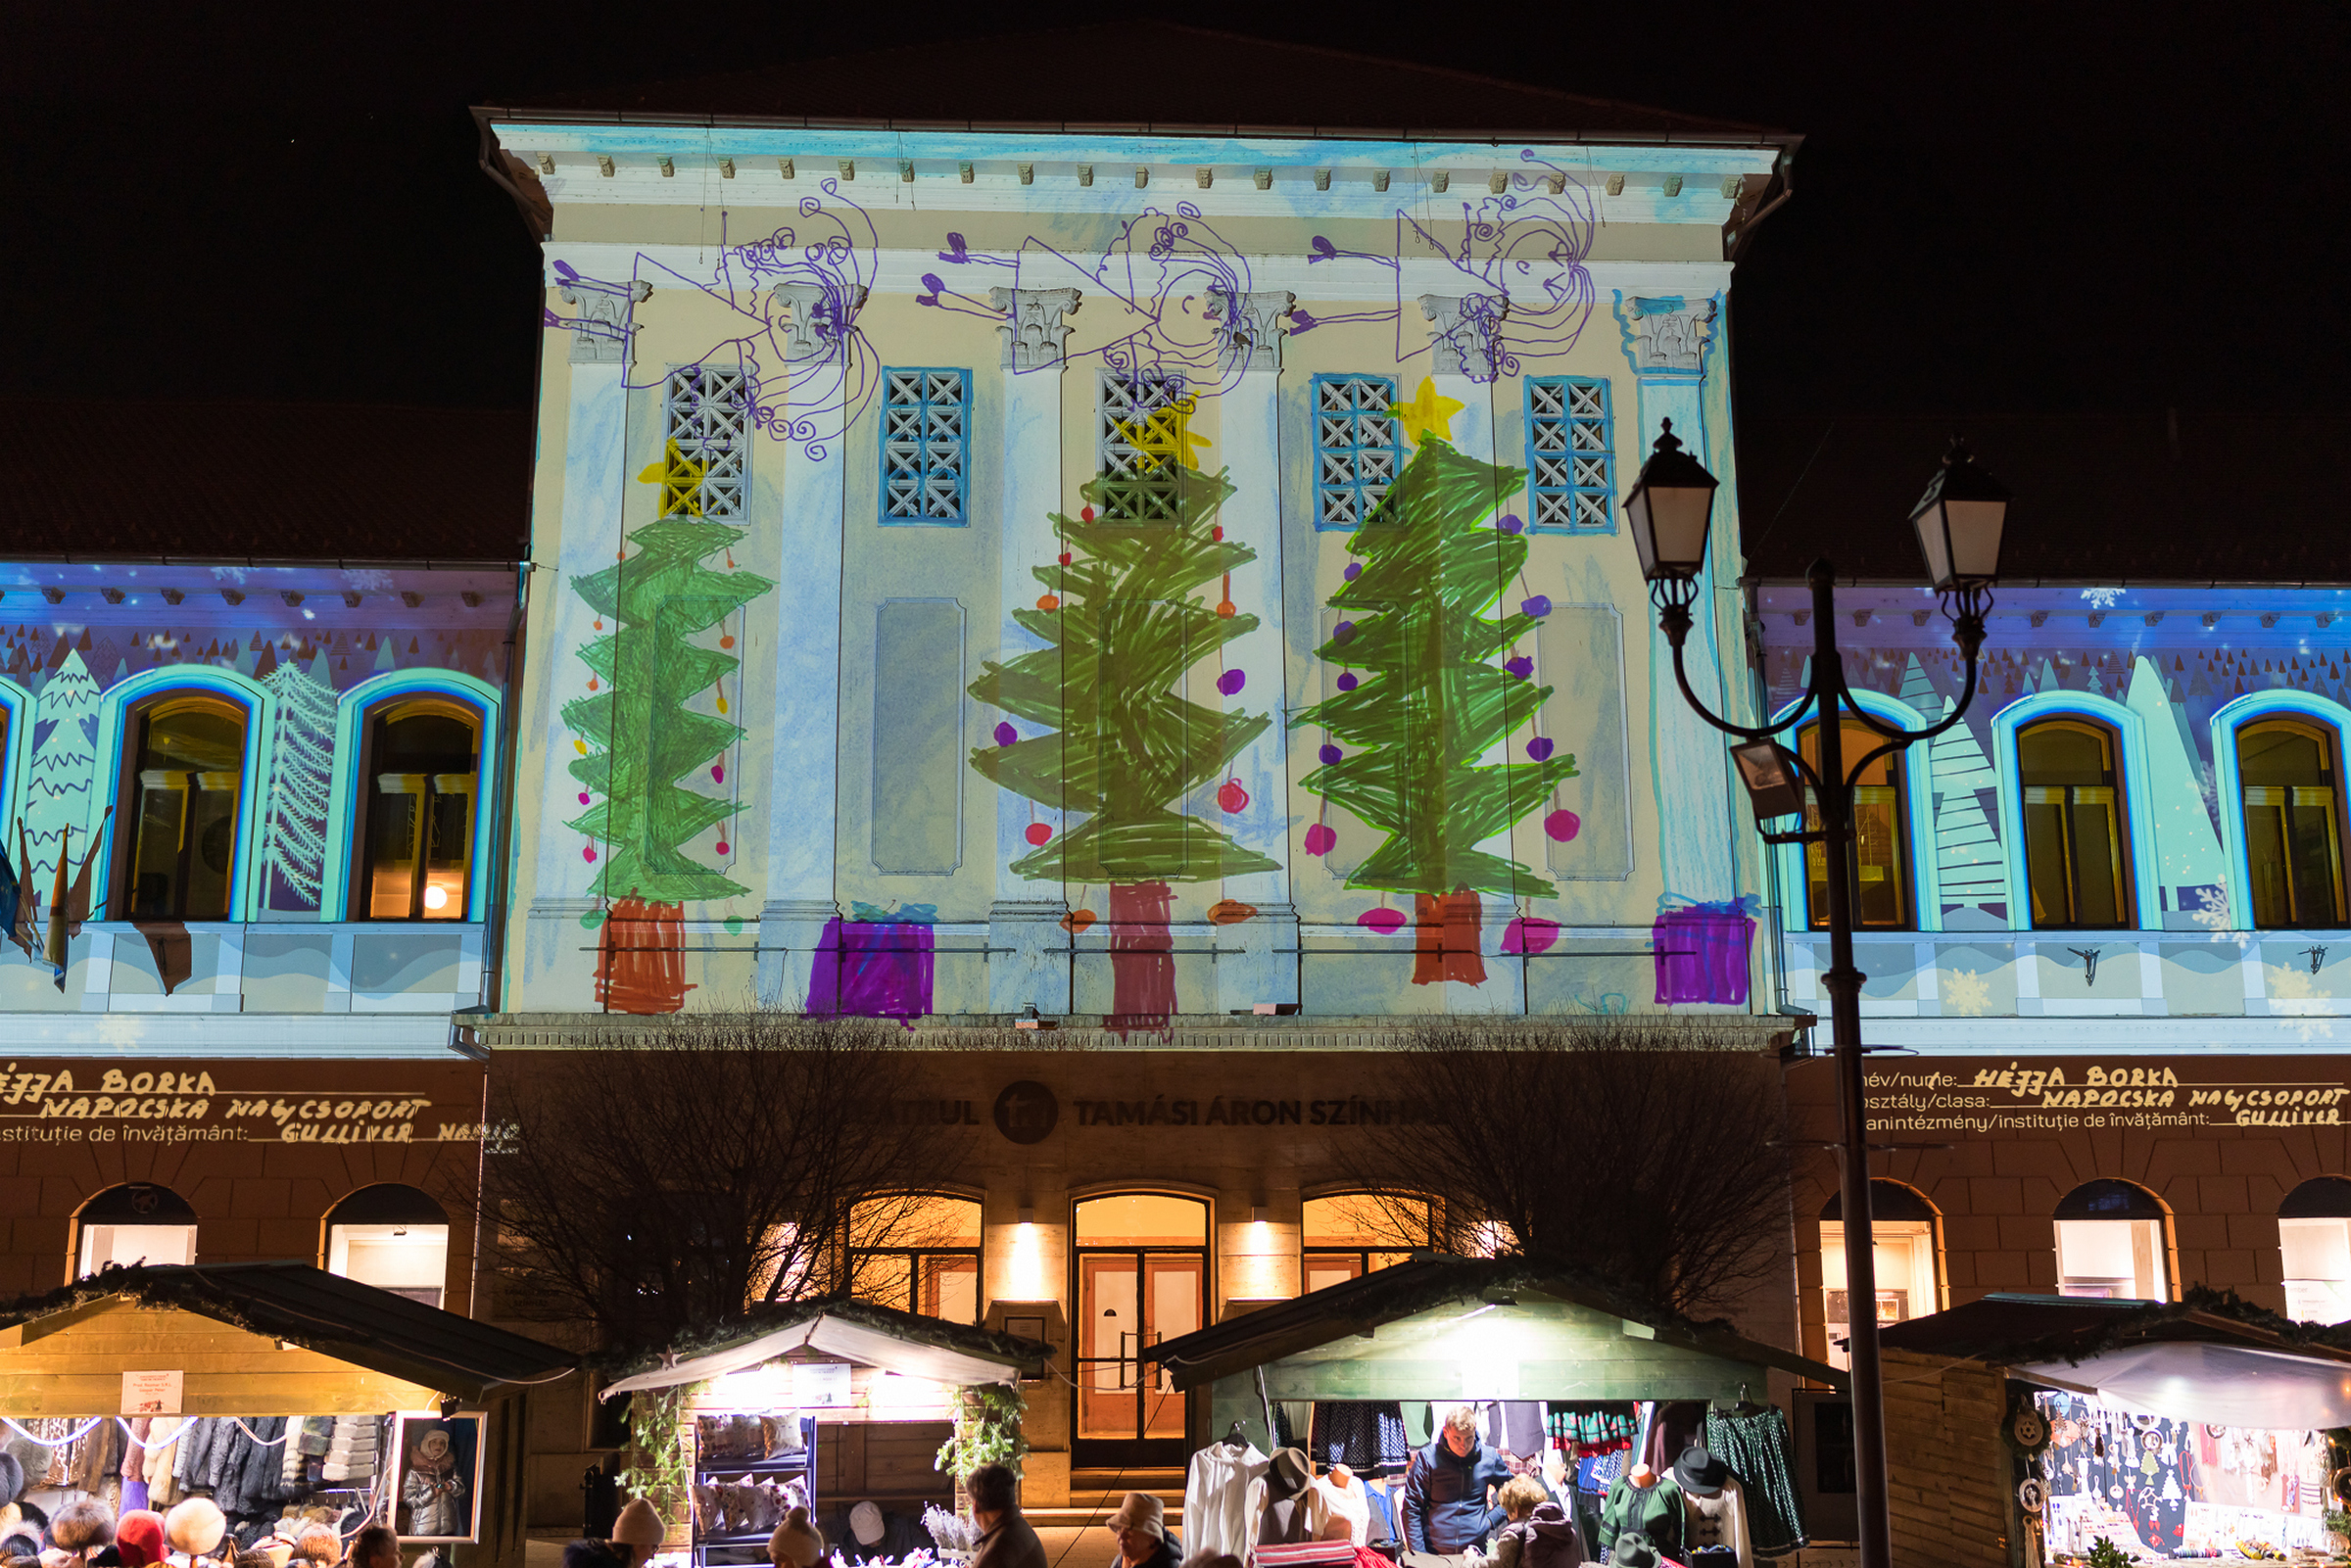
[792,1362,852,1408]
[121,1370,183,1415]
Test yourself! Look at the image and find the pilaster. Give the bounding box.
[1213,290,1301,1009]
[522,277,648,995]
[1614,291,1737,906]
[756,284,859,1005]
[986,287,1081,1013]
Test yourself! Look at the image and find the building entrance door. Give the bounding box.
[1073,1194,1206,1468]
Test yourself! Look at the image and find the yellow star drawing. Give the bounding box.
[637,439,706,516]
[1114,394,1212,471]
[1389,377,1464,448]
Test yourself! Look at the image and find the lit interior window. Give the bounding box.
[76,1184,199,1277]
[325,1184,452,1307]
[122,697,246,921]
[1819,1181,1941,1370]
[2053,1179,2168,1301]
[2279,1176,2351,1322]
[362,704,479,921]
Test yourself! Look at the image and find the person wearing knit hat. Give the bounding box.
[111,1515,165,1568]
[766,1506,822,1568]
[607,1501,662,1568]
[1104,1494,1176,1568]
[164,1499,226,1562]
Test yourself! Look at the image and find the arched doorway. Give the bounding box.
[2054,1178,2170,1301]
[1818,1180,1942,1370]
[1072,1192,1206,1468]
[2279,1176,2351,1322]
[324,1184,451,1307]
[75,1183,199,1277]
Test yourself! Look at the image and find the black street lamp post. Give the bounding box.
[1623,420,2011,1568]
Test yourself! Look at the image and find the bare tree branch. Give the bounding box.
[456,1013,977,1351]
[1336,1020,1791,1320]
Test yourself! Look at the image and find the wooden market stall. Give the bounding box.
[1879,1291,2351,1568]
[0,1262,576,1560]
[1143,1257,1843,1566]
[600,1301,1050,1568]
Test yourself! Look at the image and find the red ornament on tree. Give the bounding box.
[1025,822,1053,846]
[1216,777,1249,813]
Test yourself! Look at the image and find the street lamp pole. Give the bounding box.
[1621,423,2010,1568]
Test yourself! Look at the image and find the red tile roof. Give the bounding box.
[489,22,1793,145]
[0,399,532,563]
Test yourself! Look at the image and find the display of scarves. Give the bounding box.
[1703,1407,1807,1556]
[1310,1403,1412,1474]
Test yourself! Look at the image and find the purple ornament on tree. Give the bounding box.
[1216,668,1246,695]
[1319,743,1343,766]
[1336,672,1358,691]
[1521,594,1553,618]
[1526,736,1555,761]
[1343,562,1362,581]
[993,721,1018,747]
[1333,620,1357,643]
[1504,656,1534,680]
[1498,513,1524,535]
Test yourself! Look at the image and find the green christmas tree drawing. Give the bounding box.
[564,516,773,910]
[1291,437,1579,984]
[24,650,101,885]
[261,653,336,910]
[968,461,1277,1021]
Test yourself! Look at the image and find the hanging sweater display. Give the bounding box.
[1183,1440,1269,1560]
[1312,1472,1371,1545]
[1700,1408,1805,1556]
[322,1416,378,1484]
[1310,1403,1412,1475]
[1548,1408,1639,1453]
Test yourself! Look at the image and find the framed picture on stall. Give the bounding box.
[390,1411,487,1543]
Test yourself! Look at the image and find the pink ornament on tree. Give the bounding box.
[1544,809,1582,842]
[1359,907,1407,934]
[1304,823,1337,856]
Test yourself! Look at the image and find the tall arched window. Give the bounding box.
[846,1193,983,1323]
[76,1183,199,1277]
[117,695,248,921]
[1799,719,1912,928]
[325,1184,451,1307]
[2054,1179,2169,1300]
[1073,1193,1206,1466]
[1818,1180,1941,1370]
[2019,719,2133,928]
[2236,720,2347,928]
[1303,1192,1432,1292]
[2279,1176,2351,1323]
[358,701,481,921]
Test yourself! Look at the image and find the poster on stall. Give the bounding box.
[391,1411,488,1543]
[120,1370,182,1416]
[2035,1393,2330,1559]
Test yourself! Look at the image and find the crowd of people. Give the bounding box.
[0,1451,411,1568]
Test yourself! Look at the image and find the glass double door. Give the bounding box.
[1075,1248,1202,1466]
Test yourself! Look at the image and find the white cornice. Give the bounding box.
[541,243,1733,307]
[0,1012,467,1058]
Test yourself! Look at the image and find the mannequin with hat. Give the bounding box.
[1596,1464,1680,1561]
[1668,1448,1749,1568]
[1245,1450,1327,1546]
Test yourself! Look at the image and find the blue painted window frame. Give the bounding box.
[89,668,275,924]
[1311,373,1399,532]
[1767,691,1943,933]
[1525,376,1616,535]
[1991,691,2162,932]
[321,671,504,924]
[879,367,972,526]
[2210,690,2351,933]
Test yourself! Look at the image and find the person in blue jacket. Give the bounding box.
[1399,1406,1513,1553]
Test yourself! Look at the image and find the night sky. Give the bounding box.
[6,0,2344,421]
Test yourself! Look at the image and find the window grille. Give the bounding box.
[1096,369,1190,522]
[1526,376,1615,534]
[1312,374,1399,531]
[881,368,972,525]
[657,362,750,522]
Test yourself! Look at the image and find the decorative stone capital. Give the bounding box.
[772,282,868,362]
[990,287,1081,371]
[557,278,651,365]
[1612,292,1719,379]
[1218,289,1294,376]
[1417,293,1509,379]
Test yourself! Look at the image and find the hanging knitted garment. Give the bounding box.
[1702,1408,1806,1556]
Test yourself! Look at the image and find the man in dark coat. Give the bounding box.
[1400,1406,1512,1553]
[968,1464,1046,1568]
